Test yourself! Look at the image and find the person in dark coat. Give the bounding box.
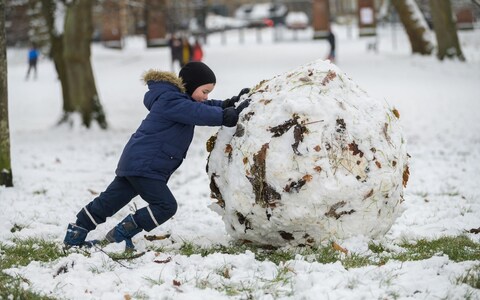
[326,30,336,62]
[63,62,251,250]
[168,34,183,72]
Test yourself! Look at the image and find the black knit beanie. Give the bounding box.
[179,62,216,96]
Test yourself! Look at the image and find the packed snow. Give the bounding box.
[1,24,480,299]
[207,59,408,246]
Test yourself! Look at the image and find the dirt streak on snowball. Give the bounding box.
[207,59,409,247]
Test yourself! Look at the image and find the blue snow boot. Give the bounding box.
[105,214,142,251]
[63,223,97,248]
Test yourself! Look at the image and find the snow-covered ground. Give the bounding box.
[1,24,479,299]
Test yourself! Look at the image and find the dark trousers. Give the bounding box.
[26,59,37,79]
[76,176,177,232]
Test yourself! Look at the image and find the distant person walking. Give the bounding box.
[326,30,336,62]
[191,39,204,62]
[169,34,183,72]
[26,44,39,80]
[180,37,192,67]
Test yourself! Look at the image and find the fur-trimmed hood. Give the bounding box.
[142,69,186,93]
[116,70,224,182]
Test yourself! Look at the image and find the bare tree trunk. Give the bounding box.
[39,0,74,118]
[39,0,107,128]
[63,0,107,128]
[429,0,465,61]
[0,1,13,187]
[392,0,433,55]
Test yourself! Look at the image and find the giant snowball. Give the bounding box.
[206,59,409,247]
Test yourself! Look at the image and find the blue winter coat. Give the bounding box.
[116,70,224,182]
[28,48,39,61]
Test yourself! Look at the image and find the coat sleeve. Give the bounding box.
[159,93,224,126]
[203,99,223,107]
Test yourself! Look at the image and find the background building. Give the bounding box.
[4,0,479,48]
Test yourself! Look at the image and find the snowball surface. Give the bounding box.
[207,59,409,247]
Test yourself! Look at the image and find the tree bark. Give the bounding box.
[429,0,465,61]
[39,0,73,117]
[0,1,14,187]
[63,0,107,128]
[392,0,433,55]
[39,0,107,128]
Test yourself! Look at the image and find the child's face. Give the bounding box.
[191,83,215,102]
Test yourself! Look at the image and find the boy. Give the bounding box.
[63,62,249,250]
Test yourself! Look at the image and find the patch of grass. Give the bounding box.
[0,273,54,300]
[342,253,376,269]
[259,265,296,298]
[2,234,477,299]
[309,244,341,264]
[456,264,480,289]
[393,235,480,262]
[179,241,199,256]
[0,238,66,269]
[255,248,296,265]
[271,265,293,285]
[169,235,480,271]
[176,241,349,267]
[178,241,297,265]
[170,240,367,268]
[146,244,166,254]
[463,290,479,300]
[223,280,256,297]
[0,238,66,300]
[368,241,388,254]
[106,250,144,261]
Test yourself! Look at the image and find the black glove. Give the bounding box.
[222,107,239,127]
[222,99,251,127]
[237,88,250,97]
[222,88,251,109]
[235,99,250,114]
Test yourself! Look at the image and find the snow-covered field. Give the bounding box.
[1,25,479,299]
